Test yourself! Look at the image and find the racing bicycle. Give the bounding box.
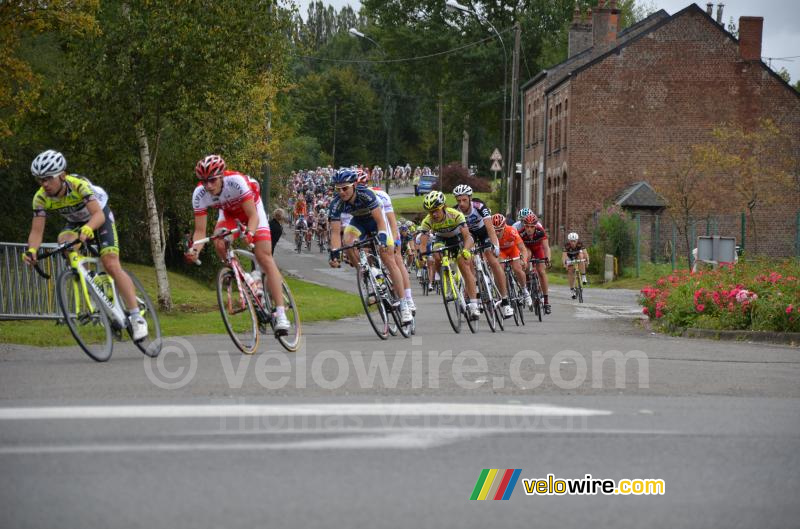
[33,240,162,362]
[500,256,526,326]
[194,226,302,353]
[335,236,412,340]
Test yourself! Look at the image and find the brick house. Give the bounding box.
[519,1,800,256]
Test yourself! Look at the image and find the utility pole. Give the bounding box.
[438,97,444,190]
[506,21,521,215]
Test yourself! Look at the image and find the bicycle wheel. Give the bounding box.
[357,266,390,339]
[127,271,163,357]
[441,267,462,333]
[577,282,584,304]
[477,269,497,332]
[56,269,113,362]
[530,272,543,322]
[507,271,521,327]
[271,280,302,352]
[217,267,259,354]
[463,275,477,334]
[492,282,506,331]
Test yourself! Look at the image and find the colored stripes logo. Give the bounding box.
[470,469,522,500]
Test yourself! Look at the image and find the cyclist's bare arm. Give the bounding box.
[191,213,209,252]
[459,225,474,252]
[485,216,499,247]
[517,239,528,262]
[240,197,259,238]
[542,239,552,262]
[82,198,106,239]
[23,216,46,265]
[328,219,342,266]
[370,207,390,240]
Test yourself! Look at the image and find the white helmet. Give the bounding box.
[452,184,473,197]
[31,150,67,178]
[567,232,579,242]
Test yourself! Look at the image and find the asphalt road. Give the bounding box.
[1,207,799,529]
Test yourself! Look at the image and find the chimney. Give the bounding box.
[739,16,763,61]
[706,3,713,16]
[716,3,724,25]
[568,2,593,57]
[592,0,620,51]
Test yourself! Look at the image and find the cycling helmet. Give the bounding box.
[195,155,226,179]
[332,168,358,185]
[422,190,446,211]
[399,224,409,232]
[355,169,369,185]
[523,213,539,226]
[452,184,473,197]
[517,207,532,221]
[491,213,506,230]
[567,232,579,241]
[31,150,67,178]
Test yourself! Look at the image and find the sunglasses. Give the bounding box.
[35,174,59,184]
[335,185,353,192]
[200,176,223,186]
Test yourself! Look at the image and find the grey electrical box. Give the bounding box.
[697,236,736,263]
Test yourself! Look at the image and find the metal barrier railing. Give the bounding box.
[1,242,69,320]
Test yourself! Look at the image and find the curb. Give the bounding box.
[682,328,800,347]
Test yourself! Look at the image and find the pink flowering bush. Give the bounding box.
[638,259,800,332]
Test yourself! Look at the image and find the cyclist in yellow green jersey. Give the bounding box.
[21,150,148,341]
[416,190,480,320]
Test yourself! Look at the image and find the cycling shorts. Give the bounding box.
[470,225,491,247]
[344,215,395,248]
[215,199,271,243]
[60,204,120,256]
[526,244,547,260]
[432,234,463,258]
[499,244,521,260]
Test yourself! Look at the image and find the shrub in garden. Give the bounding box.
[593,204,635,266]
[639,259,800,333]
[441,163,491,193]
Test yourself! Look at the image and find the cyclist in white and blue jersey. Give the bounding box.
[328,168,412,324]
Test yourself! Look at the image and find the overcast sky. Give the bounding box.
[293,1,799,83]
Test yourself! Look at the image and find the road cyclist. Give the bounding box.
[416,190,480,321]
[452,184,513,319]
[513,210,552,315]
[563,231,590,302]
[22,150,152,347]
[184,154,292,333]
[327,168,413,326]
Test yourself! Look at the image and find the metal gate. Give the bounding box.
[1,242,69,320]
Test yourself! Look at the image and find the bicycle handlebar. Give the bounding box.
[419,244,462,257]
[32,239,85,280]
[499,256,522,264]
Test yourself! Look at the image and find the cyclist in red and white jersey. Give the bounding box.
[185,154,290,332]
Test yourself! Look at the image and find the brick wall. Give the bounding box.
[564,8,800,256]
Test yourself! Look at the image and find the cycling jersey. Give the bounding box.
[459,198,492,232]
[328,185,380,221]
[33,175,119,255]
[192,171,270,242]
[294,200,307,217]
[371,187,399,240]
[497,225,523,260]
[564,241,585,260]
[513,220,548,247]
[32,175,109,224]
[419,207,466,239]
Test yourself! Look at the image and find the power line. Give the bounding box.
[293,27,512,64]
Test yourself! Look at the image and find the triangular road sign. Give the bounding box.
[490,160,502,172]
[490,148,502,161]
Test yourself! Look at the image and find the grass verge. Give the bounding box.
[0,263,362,347]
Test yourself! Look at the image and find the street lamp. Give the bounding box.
[349,28,393,191]
[445,0,508,177]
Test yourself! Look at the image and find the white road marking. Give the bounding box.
[0,428,677,455]
[0,402,612,421]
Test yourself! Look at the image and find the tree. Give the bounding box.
[0,0,98,164]
[654,145,717,265]
[695,119,796,254]
[55,0,289,310]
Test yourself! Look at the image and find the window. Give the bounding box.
[563,99,568,149]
